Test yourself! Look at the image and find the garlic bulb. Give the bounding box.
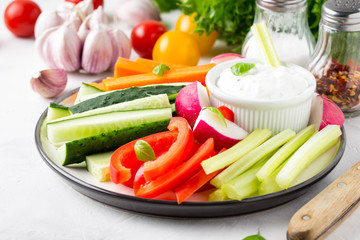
[34,10,64,39]
[78,6,109,42]
[114,0,161,27]
[108,27,132,67]
[31,69,67,98]
[82,25,113,74]
[37,23,82,72]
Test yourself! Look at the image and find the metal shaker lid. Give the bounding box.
[256,0,307,12]
[321,0,360,31]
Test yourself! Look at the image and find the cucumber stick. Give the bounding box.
[51,94,170,122]
[58,118,171,165]
[86,151,113,182]
[211,129,296,188]
[47,103,70,122]
[69,84,185,114]
[47,107,172,145]
[276,125,342,189]
[74,82,103,104]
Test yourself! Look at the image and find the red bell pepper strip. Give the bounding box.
[217,105,235,122]
[134,138,215,198]
[110,130,177,187]
[174,148,227,204]
[143,117,194,181]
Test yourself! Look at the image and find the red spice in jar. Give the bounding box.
[314,59,360,110]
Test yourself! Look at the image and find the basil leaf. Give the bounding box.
[153,64,170,77]
[204,107,227,127]
[231,63,255,76]
[242,233,266,240]
[134,140,156,162]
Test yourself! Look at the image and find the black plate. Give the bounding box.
[35,88,346,218]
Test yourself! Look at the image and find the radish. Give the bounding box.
[210,53,243,65]
[308,94,345,131]
[193,108,248,151]
[175,81,210,127]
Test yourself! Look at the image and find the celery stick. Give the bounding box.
[221,161,266,201]
[258,161,286,196]
[211,129,296,188]
[201,128,272,174]
[208,189,230,202]
[256,125,315,182]
[276,125,342,189]
[251,21,281,67]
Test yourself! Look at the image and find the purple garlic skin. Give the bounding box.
[31,69,68,98]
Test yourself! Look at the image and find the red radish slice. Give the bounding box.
[309,94,345,131]
[210,53,243,65]
[175,81,210,127]
[193,108,248,151]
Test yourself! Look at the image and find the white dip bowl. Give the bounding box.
[206,59,316,134]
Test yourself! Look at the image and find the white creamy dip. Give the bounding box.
[217,63,309,100]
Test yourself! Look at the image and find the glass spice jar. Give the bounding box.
[308,0,360,117]
[241,0,316,68]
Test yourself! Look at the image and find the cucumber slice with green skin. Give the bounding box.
[59,119,171,165]
[47,103,70,122]
[50,94,171,123]
[74,83,104,104]
[69,84,186,114]
[47,107,172,145]
[86,151,113,181]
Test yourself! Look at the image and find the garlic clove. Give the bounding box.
[81,25,113,74]
[114,0,161,27]
[31,69,67,98]
[34,10,64,39]
[107,27,132,68]
[75,0,94,18]
[41,24,82,72]
[77,6,109,42]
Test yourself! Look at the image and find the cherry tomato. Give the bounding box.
[152,30,201,66]
[217,105,235,122]
[175,13,218,55]
[65,0,104,9]
[4,0,41,38]
[131,20,167,59]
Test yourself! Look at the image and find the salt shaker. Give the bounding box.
[241,0,316,68]
[308,0,360,117]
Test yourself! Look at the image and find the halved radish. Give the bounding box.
[210,53,243,65]
[193,108,248,151]
[309,94,345,131]
[175,81,210,127]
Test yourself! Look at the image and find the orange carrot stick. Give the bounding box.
[103,63,215,91]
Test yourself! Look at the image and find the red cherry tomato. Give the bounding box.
[217,105,235,122]
[131,20,167,59]
[4,0,41,38]
[65,0,104,9]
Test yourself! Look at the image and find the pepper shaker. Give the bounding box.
[241,0,315,68]
[308,0,360,117]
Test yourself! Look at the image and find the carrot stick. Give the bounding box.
[88,81,106,91]
[114,58,187,78]
[103,63,215,91]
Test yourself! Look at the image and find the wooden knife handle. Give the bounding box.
[287,161,360,240]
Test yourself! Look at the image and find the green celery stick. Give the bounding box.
[208,188,230,202]
[256,125,315,182]
[276,125,342,189]
[258,161,286,196]
[201,128,272,174]
[251,21,281,67]
[221,161,266,201]
[211,129,296,188]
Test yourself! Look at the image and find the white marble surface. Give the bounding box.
[1,1,359,239]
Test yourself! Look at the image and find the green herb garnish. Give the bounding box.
[242,233,266,240]
[205,107,227,127]
[153,64,170,77]
[231,63,255,76]
[134,140,156,161]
